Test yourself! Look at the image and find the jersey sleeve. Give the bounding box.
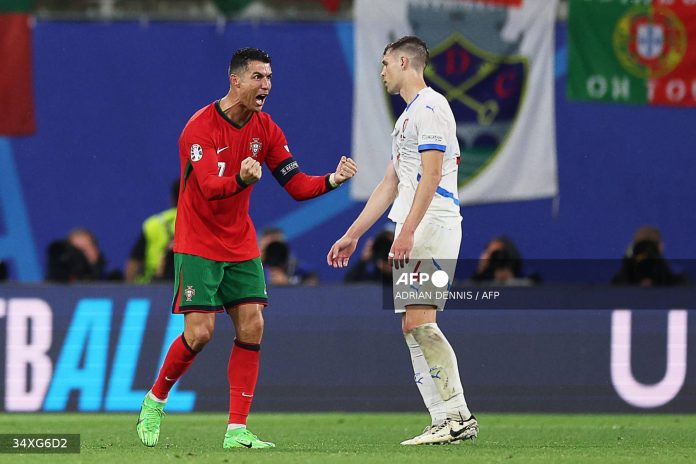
[415,103,448,153]
[180,126,248,200]
[263,119,336,201]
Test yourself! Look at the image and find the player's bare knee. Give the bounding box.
[236,315,264,344]
[402,314,425,334]
[402,306,437,334]
[403,319,422,334]
[404,319,438,336]
[402,315,414,334]
[188,325,214,350]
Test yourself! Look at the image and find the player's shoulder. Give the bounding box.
[186,101,217,122]
[420,87,449,109]
[253,111,285,140]
[253,111,280,129]
[180,102,218,138]
[415,88,454,123]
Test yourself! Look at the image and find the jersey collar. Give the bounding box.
[215,100,253,129]
[405,87,430,112]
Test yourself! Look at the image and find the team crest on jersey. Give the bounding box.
[190,144,203,162]
[249,138,262,158]
[387,5,528,188]
[184,285,196,302]
[400,118,409,141]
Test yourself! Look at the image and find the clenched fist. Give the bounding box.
[333,156,358,185]
[239,157,262,185]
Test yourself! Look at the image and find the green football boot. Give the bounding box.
[136,394,165,447]
[223,427,275,449]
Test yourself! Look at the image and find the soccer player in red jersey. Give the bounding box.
[136,47,357,449]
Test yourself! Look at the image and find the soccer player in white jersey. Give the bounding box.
[327,36,478,445]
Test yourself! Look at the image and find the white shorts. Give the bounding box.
[392,220,461,312]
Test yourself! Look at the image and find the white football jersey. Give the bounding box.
[388,87,462,227]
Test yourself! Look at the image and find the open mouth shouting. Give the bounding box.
[255,93,268,108]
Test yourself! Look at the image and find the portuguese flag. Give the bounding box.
[0,0,35,135]
[568,0,696,106]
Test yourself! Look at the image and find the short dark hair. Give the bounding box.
[228,47,272,75]
[383,36,429,69]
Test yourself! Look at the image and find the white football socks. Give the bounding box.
[410,323,471,421]
[404,332,447,426]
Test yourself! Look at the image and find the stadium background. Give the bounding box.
[4,5,696,282]
[1,0,695,417]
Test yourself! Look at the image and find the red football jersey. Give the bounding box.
[174,101,325,262]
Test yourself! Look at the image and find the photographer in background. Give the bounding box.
[344,228,394,285]
[46,228,122,282]
[612,225,688,287]
[262,240,319,286]
[471,235,536,286]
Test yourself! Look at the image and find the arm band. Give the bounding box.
[271,157,300,186]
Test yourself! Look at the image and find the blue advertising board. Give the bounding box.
[1,284,694,413]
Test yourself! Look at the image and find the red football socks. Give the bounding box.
[151,333,198,400]
[227,339,261,424]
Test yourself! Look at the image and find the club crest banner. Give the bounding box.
[351,0,559,205]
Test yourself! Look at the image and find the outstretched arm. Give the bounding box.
[327,163,399,268]
[269,156,357,201]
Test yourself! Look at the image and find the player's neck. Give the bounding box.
[219,94,253,127]
[400,78,427,106]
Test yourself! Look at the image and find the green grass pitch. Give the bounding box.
[1,413,695,463]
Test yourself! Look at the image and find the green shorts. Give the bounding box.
[171,253,268,314]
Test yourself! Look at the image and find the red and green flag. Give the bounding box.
[0,0,35,135]
[568,0,696,106]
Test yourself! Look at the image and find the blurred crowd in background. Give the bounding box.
[30,182,689,288]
